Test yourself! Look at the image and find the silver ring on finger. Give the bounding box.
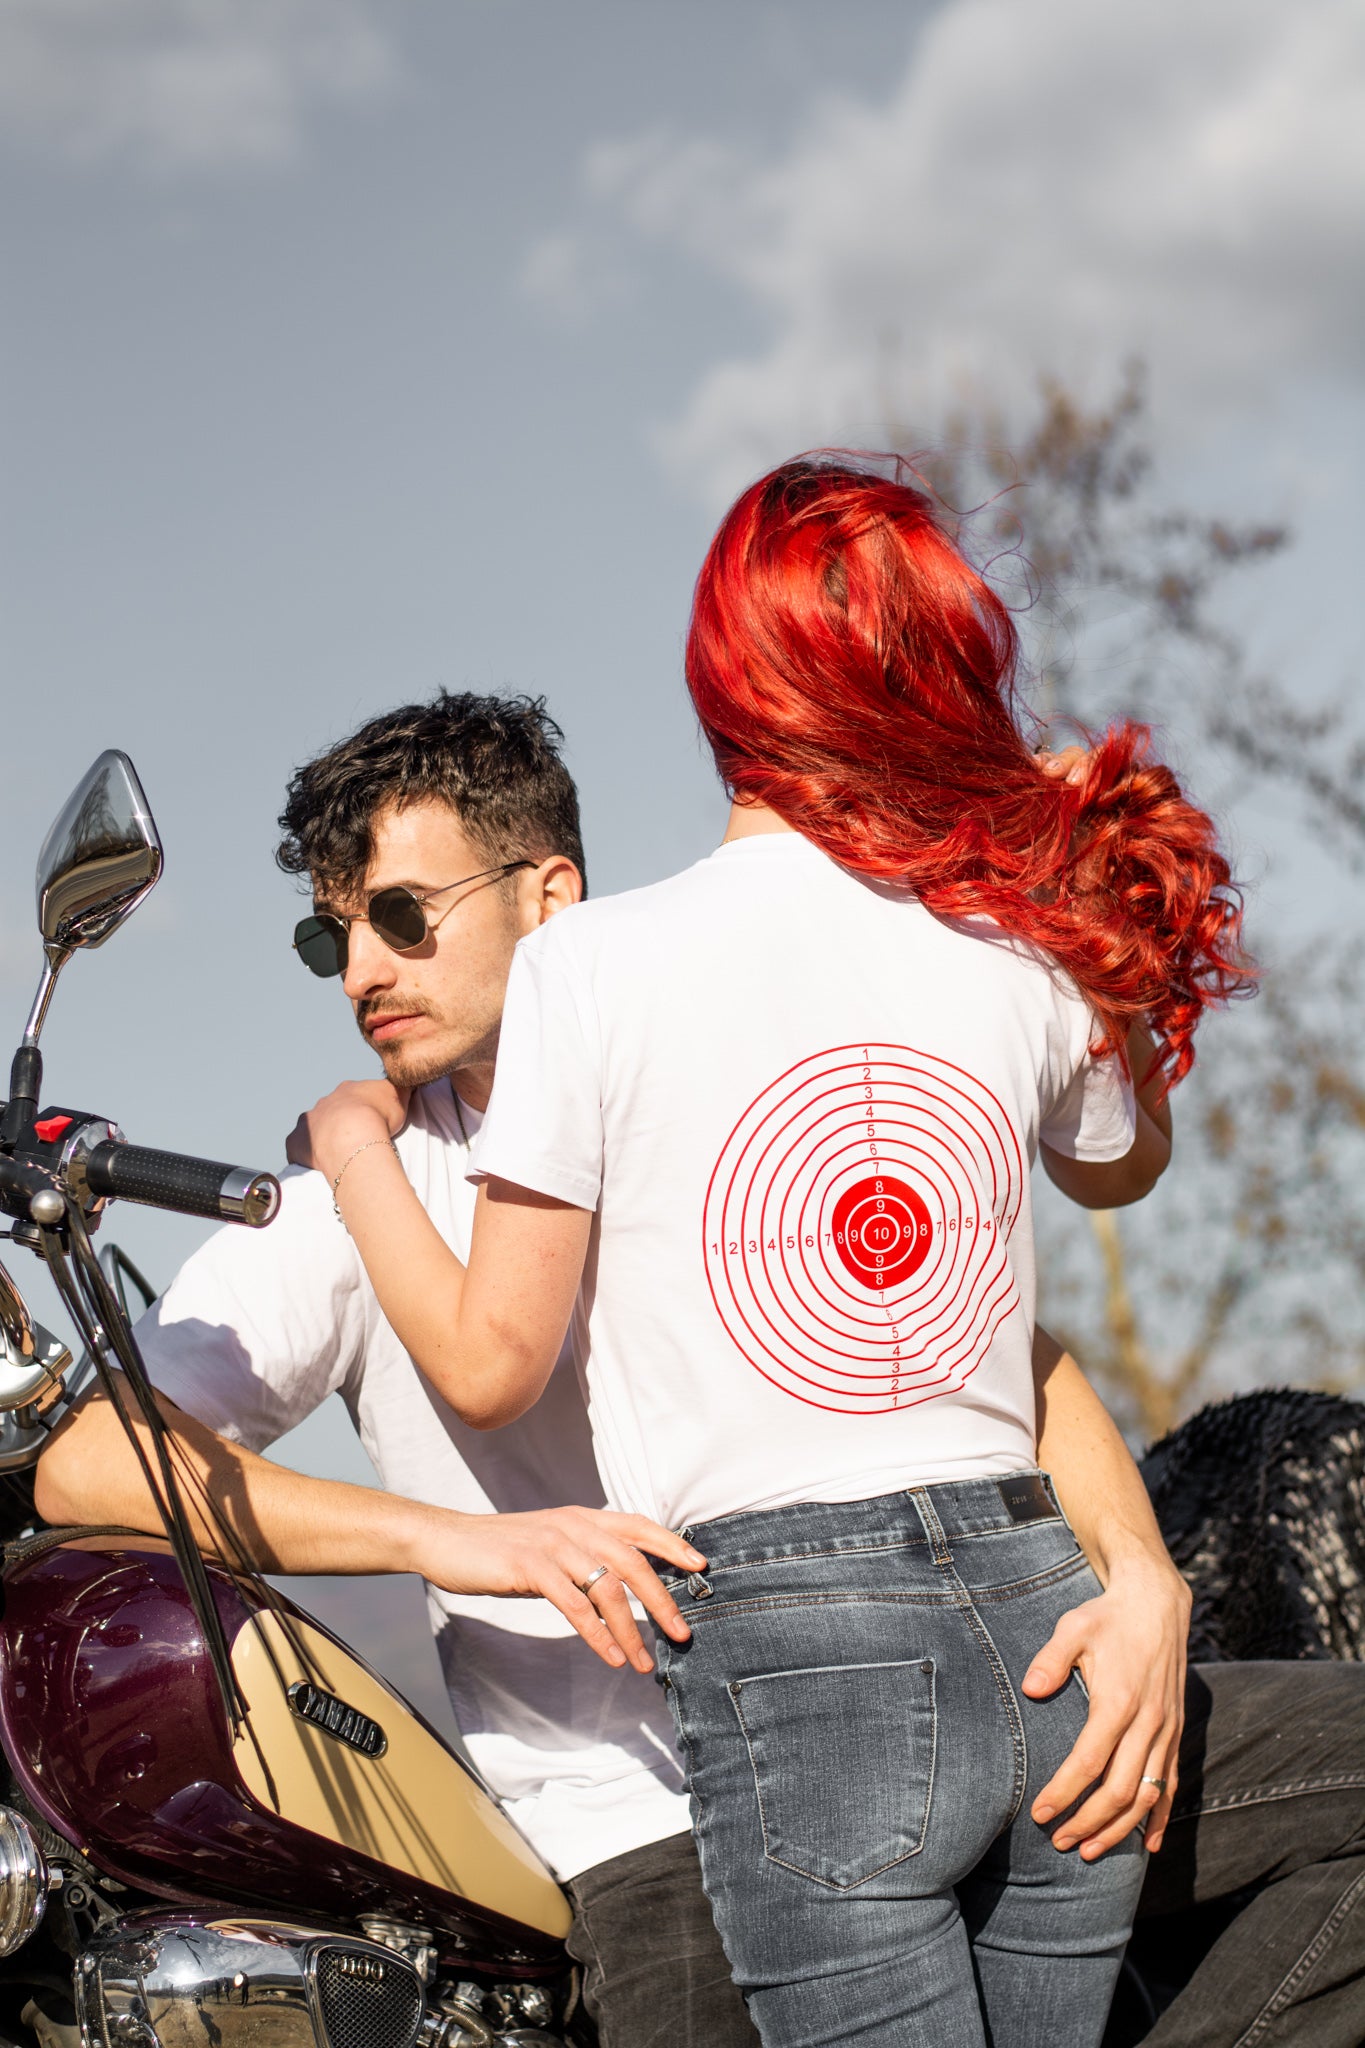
[577,1564,610,1596]
[1140,1775,1168,1792]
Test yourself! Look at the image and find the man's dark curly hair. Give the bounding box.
[276,690,586,896]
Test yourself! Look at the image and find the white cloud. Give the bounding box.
[539,0,1365,502]
[0,0,395,171]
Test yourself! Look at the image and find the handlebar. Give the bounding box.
[0,1152,63,1224]
[83,1142,280,1227]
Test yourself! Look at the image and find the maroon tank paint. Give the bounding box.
[0,1535,563,1974]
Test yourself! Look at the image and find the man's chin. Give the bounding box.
[370,1036,458,1092]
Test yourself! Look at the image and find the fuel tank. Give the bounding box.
[0,1532,570,1973]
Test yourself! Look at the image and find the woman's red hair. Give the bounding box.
[686,457,1253,1089]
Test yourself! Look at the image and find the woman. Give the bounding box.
[295,458,1250,2046]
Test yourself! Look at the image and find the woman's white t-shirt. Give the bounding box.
[473,834,1134,1531]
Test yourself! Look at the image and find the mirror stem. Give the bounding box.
[0,961,62,1150]
[21,954,66,1050]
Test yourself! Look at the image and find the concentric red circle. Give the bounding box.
[830,1175,931,1290]
[702,1044,1023,1414]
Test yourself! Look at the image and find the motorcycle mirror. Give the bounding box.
[37,749,163,963]
[21,751,163,1047]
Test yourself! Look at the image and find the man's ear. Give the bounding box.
[524,854,583,928]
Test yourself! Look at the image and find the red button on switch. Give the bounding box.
[33,1115,73,1144]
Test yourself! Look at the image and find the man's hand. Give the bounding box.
[1023,1553,1191,1859]
[411,1504,705,1676]
[286,1078,410,1180]
[39,1384,705,1681]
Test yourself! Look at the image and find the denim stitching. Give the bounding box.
[1171,1773,1365,1822]
[684,1590,966,1628]
[660,1521,1068,1591]
[909,1486,955,1566]
[658,1523,1064,1581]
[659,1641,711,1843]
[1233,1864,1365,2047]
[670,1553,1088,1618]
[728,1660,939,1891]
[564,1885,607,2028]
[969,1554,1093,1605]
[658,1534,931,1591]
[677,1553,1091,1635]
[910,1489,1029,1825]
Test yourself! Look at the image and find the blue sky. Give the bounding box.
[2,0,1360,1715]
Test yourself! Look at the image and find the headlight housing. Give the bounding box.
[0,1808,49,1957]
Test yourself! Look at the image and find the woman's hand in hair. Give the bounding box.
[1034,744,1091,787]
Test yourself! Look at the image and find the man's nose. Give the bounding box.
[341,919,399,1002]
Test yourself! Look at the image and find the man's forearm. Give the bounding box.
[1033,1324,1186,1593]
[36,1379,707,1674]
[35,1380,432,1577]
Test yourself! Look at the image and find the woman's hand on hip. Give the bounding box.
[1023,1553,1191,1859]
[417,1505,708,1676]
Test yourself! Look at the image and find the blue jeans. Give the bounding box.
[654,1477,1147,2048]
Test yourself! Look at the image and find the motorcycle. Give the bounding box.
[0,753,587,2048]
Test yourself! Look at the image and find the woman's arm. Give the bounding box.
[1023,1325,1191,1857]
[289,1080,584,1428]
[1040,1019,1173,1209]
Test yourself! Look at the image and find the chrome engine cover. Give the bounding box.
[74,1915,424,2048]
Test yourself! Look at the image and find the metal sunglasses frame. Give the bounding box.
[293,860,534,972]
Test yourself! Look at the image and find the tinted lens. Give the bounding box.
[368,887,429,952]
[294,915,347,978]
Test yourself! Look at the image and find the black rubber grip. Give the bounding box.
[84,1142,280,1227]
[0,1152,59,1217]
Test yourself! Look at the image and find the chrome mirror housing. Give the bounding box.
[37,749,162,965]
[23,751,163,1048]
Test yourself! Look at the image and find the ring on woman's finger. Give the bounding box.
[576,1564,610,1595]
[1140,1775,1168,1792]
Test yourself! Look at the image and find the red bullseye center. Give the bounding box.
[830,1176,932,1288]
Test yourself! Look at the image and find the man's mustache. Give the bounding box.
[357,996,438,1034]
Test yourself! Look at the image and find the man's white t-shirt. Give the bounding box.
[135,1081,689,1881]
[473,833,1136,1532]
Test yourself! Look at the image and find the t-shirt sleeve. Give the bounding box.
[1038,998,1137,1163]
[134,1166,369,1452]
[469,927,603,1210]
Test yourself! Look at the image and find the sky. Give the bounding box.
[1,0,1361,1716]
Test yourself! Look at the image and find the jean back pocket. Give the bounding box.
[730,1657,937,1890]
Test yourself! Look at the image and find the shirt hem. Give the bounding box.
[467,1152,600,1209]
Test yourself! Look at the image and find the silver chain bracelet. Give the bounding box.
[331,1137,398,1226]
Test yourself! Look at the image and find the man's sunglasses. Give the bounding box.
[293,862,533,979]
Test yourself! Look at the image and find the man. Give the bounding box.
[37,692,1365,2047]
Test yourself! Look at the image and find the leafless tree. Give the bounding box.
[898,371,1365,1439]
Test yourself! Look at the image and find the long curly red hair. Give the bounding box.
[685,457,1253,1089]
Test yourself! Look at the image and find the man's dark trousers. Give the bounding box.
[565,1662,1365,2048]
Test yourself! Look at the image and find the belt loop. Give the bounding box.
[908,1486,953,1567]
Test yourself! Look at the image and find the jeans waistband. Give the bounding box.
[675,1471,1061,1573]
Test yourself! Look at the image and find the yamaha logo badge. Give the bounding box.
[287,1681,388,1758]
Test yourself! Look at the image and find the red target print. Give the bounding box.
[830,1175,932,1291]
[702,1044,1024,1415]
